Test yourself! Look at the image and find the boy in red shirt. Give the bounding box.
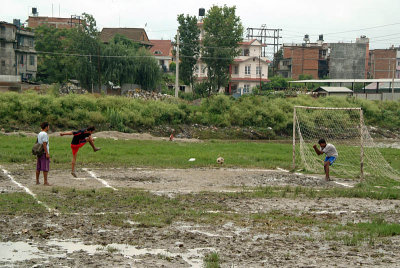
[60,126,101,177]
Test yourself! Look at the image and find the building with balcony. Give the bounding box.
[0,21,37,81]
[195,19,269,94]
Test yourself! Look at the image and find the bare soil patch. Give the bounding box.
[1,167,399,267]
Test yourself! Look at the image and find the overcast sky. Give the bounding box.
[2,0,400,56]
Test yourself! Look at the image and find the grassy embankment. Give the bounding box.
[0,91,399,138]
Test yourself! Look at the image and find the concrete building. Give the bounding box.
[149,40,173,72]
[0,21,37,81]
[369,48,397,79]
[277,35,329,79]
[329,36,369,79]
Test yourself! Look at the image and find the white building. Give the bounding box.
[195,22,269,94]
[150,40,173,72]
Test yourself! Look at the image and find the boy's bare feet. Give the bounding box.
[71,171,77,178]
[94,147,101,152]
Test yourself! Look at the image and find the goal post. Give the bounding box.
[293,106,399,180]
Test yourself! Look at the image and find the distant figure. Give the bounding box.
[169,130,175,141]
[60,126,101,177]
[313,139,338,181]
[36,122,51,186]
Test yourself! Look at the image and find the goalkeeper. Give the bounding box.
[313,139,338,181]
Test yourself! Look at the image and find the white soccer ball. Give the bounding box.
[217,157,224,164]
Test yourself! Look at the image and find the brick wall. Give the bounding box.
[28,16,82,29]
[283,46,319,79]
[370,49,397,79]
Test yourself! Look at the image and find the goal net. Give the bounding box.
[293,106,399,180]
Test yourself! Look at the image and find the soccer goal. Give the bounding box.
[293,106,399,180]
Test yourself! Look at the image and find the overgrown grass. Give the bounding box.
[326,218,400,246]
[0,192,47,214]
[247,183,400,200]
[204,252,221,268]
[0,91,399,135]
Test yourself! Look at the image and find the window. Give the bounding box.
[20,54,23,64]
[0,41,5,48]
[0,26,5,35]
[154,50,162,55]
[282,60,289,66]
[28,38,34,47]
[201,65,205,74]
[29,55,35,66]
[245,65,251,75]
[398,61,400,66]
[242,49,249,56]
[233,65,239,74]
[1,60,5,67]
[256,66,262,75]
[243,84,250,93]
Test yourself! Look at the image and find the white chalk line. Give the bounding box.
[1,168,53,212]
[333,181,354,188]
[83,168,117,191]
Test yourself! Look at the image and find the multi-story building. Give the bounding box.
[329,36,369,79]
[195,22,269,94]
[278,35,369,79]
[277,35,328,79]
[0,21,37,81]
[369,48,397,79]
[149,40,173,72]
[27,8,82,29]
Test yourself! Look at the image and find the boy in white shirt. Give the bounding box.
[36,122,50,185]
[313,139,338,181]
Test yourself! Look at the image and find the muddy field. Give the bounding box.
[1,166,400,267]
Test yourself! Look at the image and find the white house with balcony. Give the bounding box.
[194,21,269,94]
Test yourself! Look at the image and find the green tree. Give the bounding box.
[34,25,73,83]
[69,13,101,90]
[133,47,161,90]
[177,14,200,88]
[202,5,243,94]
[101,35,160,90]
[101,34,137,86]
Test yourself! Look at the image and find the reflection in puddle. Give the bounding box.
[0,239,215,268]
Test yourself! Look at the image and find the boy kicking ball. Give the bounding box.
[313,139,338,181]
[60,126,101,177]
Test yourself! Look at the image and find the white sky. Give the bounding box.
[1,0,400,54]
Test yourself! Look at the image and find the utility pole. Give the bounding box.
[392,59,395,101]
[175,30,180,98]
[97,46,101,94]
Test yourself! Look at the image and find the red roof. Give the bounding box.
[150,40,173,57]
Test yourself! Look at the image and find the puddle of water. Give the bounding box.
[0,241,42,262]
[0,239,215,268]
